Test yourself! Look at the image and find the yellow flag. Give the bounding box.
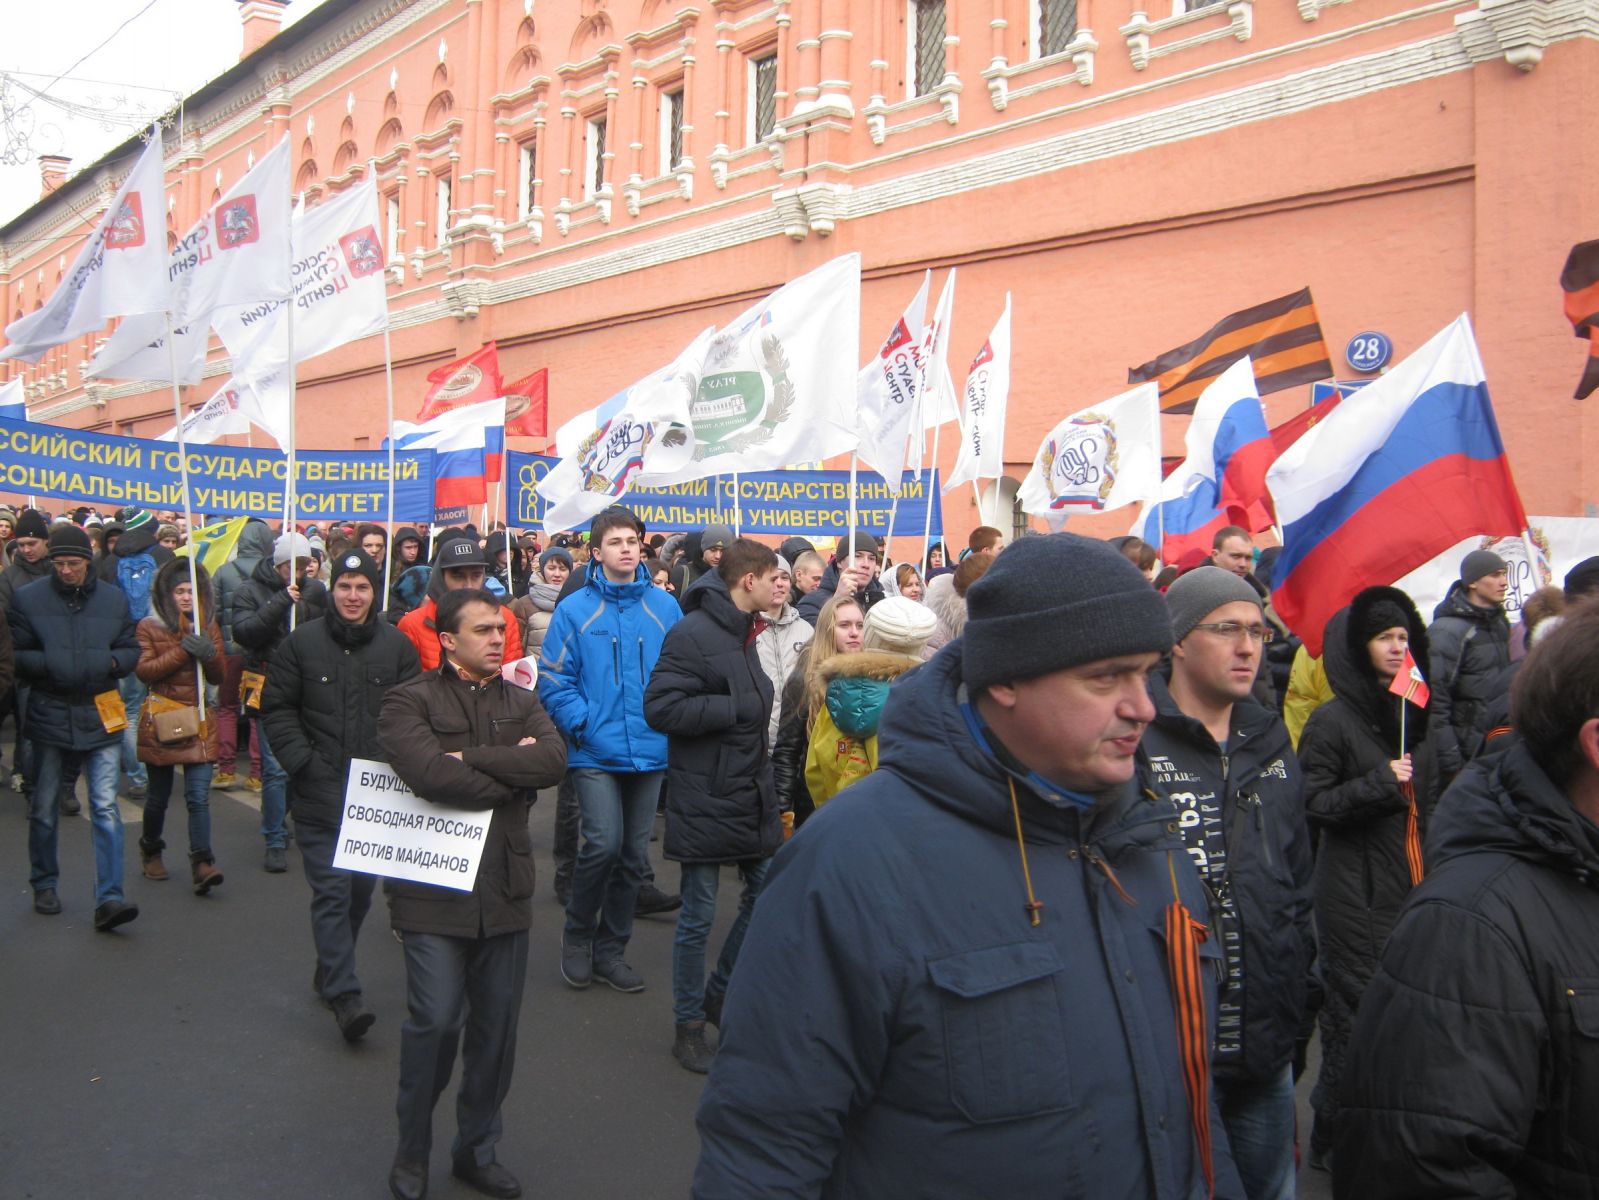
[177,516,249,573]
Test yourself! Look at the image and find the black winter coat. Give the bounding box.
[379,664,566,938]
[1137,674,1315,1084]
[644,571,780,863]
[0,550,51,613]
[771,644,814,822]
[260,614,420,829]
[8,570,139,750]
[95,517,175,587]
[1300,587,1438,1006]
[795,558,886,627]
[1336,742,1599,1199]
[231,554,328,672]
[1426,583,1511,778]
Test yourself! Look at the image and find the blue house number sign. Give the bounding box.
[1345,331,1393,373]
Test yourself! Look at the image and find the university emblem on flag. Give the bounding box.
[690,318,795,459]
[216,195,260,249]
[578,417,654,496]
[433,364,485,405]
[105,194,146,250]
[339,227,384,278]
[1041,414,1119,511]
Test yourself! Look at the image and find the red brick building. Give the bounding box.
[3,0,1595,547]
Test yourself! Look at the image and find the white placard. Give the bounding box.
[333,758,489,891]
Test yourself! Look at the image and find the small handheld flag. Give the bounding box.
[1388,649,1430,708]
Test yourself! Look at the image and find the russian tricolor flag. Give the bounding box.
[1268,314,1528,656]
[1134,357,1274,563]
[0,377,24,421]
[389,397,506,510]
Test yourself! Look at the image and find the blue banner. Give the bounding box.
[0,419,437,522]
[508,452,943,537]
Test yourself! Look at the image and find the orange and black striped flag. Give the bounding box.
[1129,288,1334,414]
[1561,240,1599,399]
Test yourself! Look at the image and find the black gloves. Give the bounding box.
[181,632,217,661]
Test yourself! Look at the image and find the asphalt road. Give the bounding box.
[0,772,1335,1200]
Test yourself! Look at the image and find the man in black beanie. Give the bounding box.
[261,548,421,1041]
[1427,548,1511,782]
[1,509,55,798]
[695,533,1243,1198]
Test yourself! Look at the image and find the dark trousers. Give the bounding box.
[297,822,376,1001]
[396,928,529,1167]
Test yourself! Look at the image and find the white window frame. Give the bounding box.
[746,52,778,146]
[906,0,947,100]
[517,141,537,219]
[659,87,685,175]
[434,174,452,246]
[584,115,607,199]
[385,192,401,260]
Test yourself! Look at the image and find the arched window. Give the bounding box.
[296,159,320,192]
[334,140,360,175]
[376,118,404,156]
[424,91,454,131]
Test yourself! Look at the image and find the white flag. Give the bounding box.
[214,179,387,368]
[89,138,293,386]
[158,386,252,444]
[2,127,170,362]
[668,254,861,482]
[1018,383,1162,530]
[537,329,711,533]
[919,269,961,432]
[86,311,209,386]
[855,271,929,490]
[945,295,1012,493]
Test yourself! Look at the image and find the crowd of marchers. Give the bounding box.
[3,497,1598,1200]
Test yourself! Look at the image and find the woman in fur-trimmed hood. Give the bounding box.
[134,558,227,893]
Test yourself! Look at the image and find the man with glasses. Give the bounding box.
[1136,566,1313,1200]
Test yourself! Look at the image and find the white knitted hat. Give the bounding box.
[863,596,937,656]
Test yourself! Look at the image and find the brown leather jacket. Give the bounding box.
[134,561,225,767]
[377,662,566,938]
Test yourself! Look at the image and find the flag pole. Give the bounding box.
[164,310,206,725]
[732,472,742,538]
[922,419,943,566]
[848,452,859,560]
[503,473,513,596]
[373,157,397,613]
[971,478,984,526]
[286,181,300,632]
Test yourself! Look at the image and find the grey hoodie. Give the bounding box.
[213,519,276,655]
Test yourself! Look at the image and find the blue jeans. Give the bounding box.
[140,762,215,860]
[118,675,147,789]
[255,720,288,849]
[565,768,662,964]
[30,742,125,906]
[1216,1065,1297,1200]
[672,858,769,1025]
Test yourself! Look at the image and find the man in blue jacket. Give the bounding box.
[9,525,142,930]
[539,506,681,994]
[694,533,1242,1199]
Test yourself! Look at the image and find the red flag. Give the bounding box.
[1268,391,1346,460]
[502,368,549,438]
[416,343,503,422]
[1388,648,1431,708]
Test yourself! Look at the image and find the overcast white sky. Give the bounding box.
[1,0,334,227]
